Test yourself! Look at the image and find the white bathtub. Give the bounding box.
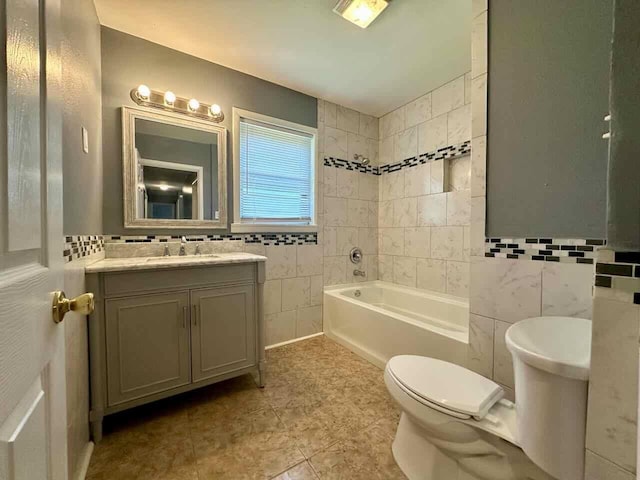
[323,281,469,369]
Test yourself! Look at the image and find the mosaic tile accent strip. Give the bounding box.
[104,233,318,246]
[323,140,471,176]
[594,251,640,303]
[484,237,606,264]
[64,235,104,263]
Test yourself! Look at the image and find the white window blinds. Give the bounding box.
[238,117,315,224]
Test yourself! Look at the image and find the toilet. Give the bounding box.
[385,316,591,480]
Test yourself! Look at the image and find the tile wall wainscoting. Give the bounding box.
[485,237,605,264]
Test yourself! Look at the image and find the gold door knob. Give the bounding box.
[52,291,94,323]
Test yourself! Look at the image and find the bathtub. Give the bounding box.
[323,281,469,369]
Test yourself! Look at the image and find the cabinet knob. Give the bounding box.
[52,291,94,323]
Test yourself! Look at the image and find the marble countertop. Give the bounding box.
[85,252,267,273]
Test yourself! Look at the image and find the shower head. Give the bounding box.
[354,154,370,165]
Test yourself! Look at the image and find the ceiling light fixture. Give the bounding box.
[333,0,389,29]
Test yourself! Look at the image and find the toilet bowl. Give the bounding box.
[384,355,555,480]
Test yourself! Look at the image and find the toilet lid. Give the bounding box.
[387,355,504,419]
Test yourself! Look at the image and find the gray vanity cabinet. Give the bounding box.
[86,259,266,442]
[191,285,256,382]
[105,292,191,405]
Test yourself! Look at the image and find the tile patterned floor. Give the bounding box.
[87,335,407,480]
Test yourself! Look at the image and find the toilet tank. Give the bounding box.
[505,317,591,480]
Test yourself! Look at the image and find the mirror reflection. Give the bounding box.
[134,118,219,221]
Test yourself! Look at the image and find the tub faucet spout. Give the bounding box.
[353,269,366,277]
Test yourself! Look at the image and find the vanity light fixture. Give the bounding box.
[333,0,389,29]
[159,184,169,191]
[129,86,225,123]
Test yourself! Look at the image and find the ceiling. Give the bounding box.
[94,0,471,117]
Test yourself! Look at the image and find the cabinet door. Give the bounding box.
[191,285,256,382]
[105,292,191,406]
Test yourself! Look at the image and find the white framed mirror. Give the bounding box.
[122,105,227,229]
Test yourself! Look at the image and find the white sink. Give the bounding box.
[505,316,591,381]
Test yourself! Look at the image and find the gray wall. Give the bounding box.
[62,0,103,234]
[487,0,612,238]
[101,27,317,235]
[606,0,640,251]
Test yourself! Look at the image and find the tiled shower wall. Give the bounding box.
[377,74,472,296]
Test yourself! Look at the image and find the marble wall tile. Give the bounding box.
[325,126,348,159]
[448,156,471,191]
[323,226,337,256]
[471,74,488,137]
[296,306,322,338]
[325,101,337,128]
[463,226,471,262]
[416,258,447,292]
[347,199,370,227]
[404,227,431,258]
[586,297,640,473]
[584,450,635,480]
[379,136,394,165]
[467,314,494,378]
[471,136,486,197]
[297,245,323,277]
[348,133,369,163]
[367,138,379,165]
[418,114,448,155]
[417,193,447,226]
[378,255,394,282]
[323,166,337,197]
[264,279,282,315]
[406,93,432,128]
[472,0,488,18]
[392,198,417,227]
[394,126,418,162]
[368,201,378,228]
[265,310,296,345]
[447,261,470,297]
[317,99,325,123]
[380,170,405,201]
[358,227,378,255]
[404,163,431,197]
[380,107,405,139]
[472,12,488,78]
[393,256,417,287]
[446,190,471,226]
[324,256,347,286]
[336,227,359,255]
[431,226,464,260]
[379,228,404,256]
[337,105,360,134]
[541,262,593,319]
[266,245,297,280]
[494,319,515,388]
[282,277,311,311]
[464,72,472,104]
[430,159,446,194]
[469,197,486,256]
[378,200,394,228]
[310,275,324,306]
[470,257,543,323]
[447,104,472,145]
[358,173,378,201]
[336,169,359,199]
[432,76,465,117]
[359,113,379,140]
[324,197,348,226]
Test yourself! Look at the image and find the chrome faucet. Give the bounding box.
[353,269,366,277]
[179,236,187,256]
[163,244,170,257]
[194,243,201,255]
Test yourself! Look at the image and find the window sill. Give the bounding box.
[231,223,318,234]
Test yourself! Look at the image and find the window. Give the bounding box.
[232,108,318,233]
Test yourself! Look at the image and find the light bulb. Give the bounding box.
[159,184,169,191]
[164,91,176,105]
[188,98,200,112]
[136,84,151,101]
[353,4,373,22]
[210,104,221,116]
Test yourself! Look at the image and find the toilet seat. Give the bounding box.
[386,355,504,420]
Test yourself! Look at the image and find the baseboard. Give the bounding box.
[266,332,324,350]
[75,441,94,480]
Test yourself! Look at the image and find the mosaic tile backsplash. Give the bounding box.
[64,235,105,263]
[485,237,606,264]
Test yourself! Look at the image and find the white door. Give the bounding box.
[0,0,67,479]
